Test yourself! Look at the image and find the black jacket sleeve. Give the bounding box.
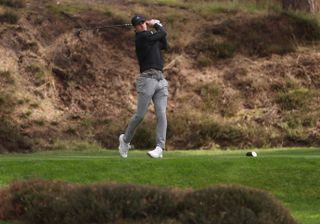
[144,23,167,44]
[155,23,168,50]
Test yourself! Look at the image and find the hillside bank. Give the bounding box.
[1,0,320,151]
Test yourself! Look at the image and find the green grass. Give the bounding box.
[0,148,319,224]
[190,0,277,17]
[47,1,93,15]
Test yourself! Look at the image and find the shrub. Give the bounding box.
[278,111,320,147]
[163,11,186,52]
[95,118,127,148]
[198,37,238,59]
[19,111,32,119]
[0,179,297,224]
[0,70,15,85]
[193,12,320,59]
[0,91,15,115]
[0,91,32,152]
[0,179,74,221]
[104,7,128,25]
[0,0,25,8]
[132,120,156,149]
[178,185,297,224]
[48,2,92,15]
[275,88,315,110]
[210,41,239,58]
[196,53,212,67]
[26,65,46,86]
[95,117,156,149]
[23,42,39,52]
[0,10,19,24]
[284,128,311,146]
[193,120,245,147]
[284,12,320,41]
[167,113,245,149]
[0,179,180,224]
[242,124,284,148]
[195,82,222,112]
[0,119,32,153]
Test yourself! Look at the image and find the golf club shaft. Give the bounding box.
[75,23,132,37]
[79,23,132,32]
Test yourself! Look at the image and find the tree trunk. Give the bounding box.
[282,0,319,13]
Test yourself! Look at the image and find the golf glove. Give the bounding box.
[149,19,162,27]
[154,19,163,27]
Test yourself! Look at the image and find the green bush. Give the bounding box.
[0,179,296,224]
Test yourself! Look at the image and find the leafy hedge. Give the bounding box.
[0,179,297,224]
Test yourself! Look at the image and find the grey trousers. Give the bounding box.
[123,70,168,149]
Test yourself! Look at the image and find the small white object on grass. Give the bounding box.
[246,151,257,157]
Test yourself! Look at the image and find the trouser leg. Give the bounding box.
[124,92,152,143]
[153,80,168,149]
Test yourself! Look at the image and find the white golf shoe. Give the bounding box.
[147,146,163,159]
[118,134,130,158]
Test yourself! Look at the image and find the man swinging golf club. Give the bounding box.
[118,15,169,159]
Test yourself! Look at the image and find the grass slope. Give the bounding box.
[0,148,319,224]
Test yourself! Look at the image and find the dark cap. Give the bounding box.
[131,15,146,26]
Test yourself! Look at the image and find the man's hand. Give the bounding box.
[146,19,163,27]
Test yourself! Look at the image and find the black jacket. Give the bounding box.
[135,23,168,73]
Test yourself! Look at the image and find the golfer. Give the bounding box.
[118,15,168,159]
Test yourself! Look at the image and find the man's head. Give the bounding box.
[131,15,147,32]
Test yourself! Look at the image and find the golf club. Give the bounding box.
[75,23,132,37]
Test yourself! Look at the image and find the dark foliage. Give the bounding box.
[191,12,320,62]
[0,92,32,153]
[0,120,32,152]
[0,11,19,24]
[0,179,296,224]
[178,185,297,224]
[0,0,25,8]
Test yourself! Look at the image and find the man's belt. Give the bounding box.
[140,69,164,81]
